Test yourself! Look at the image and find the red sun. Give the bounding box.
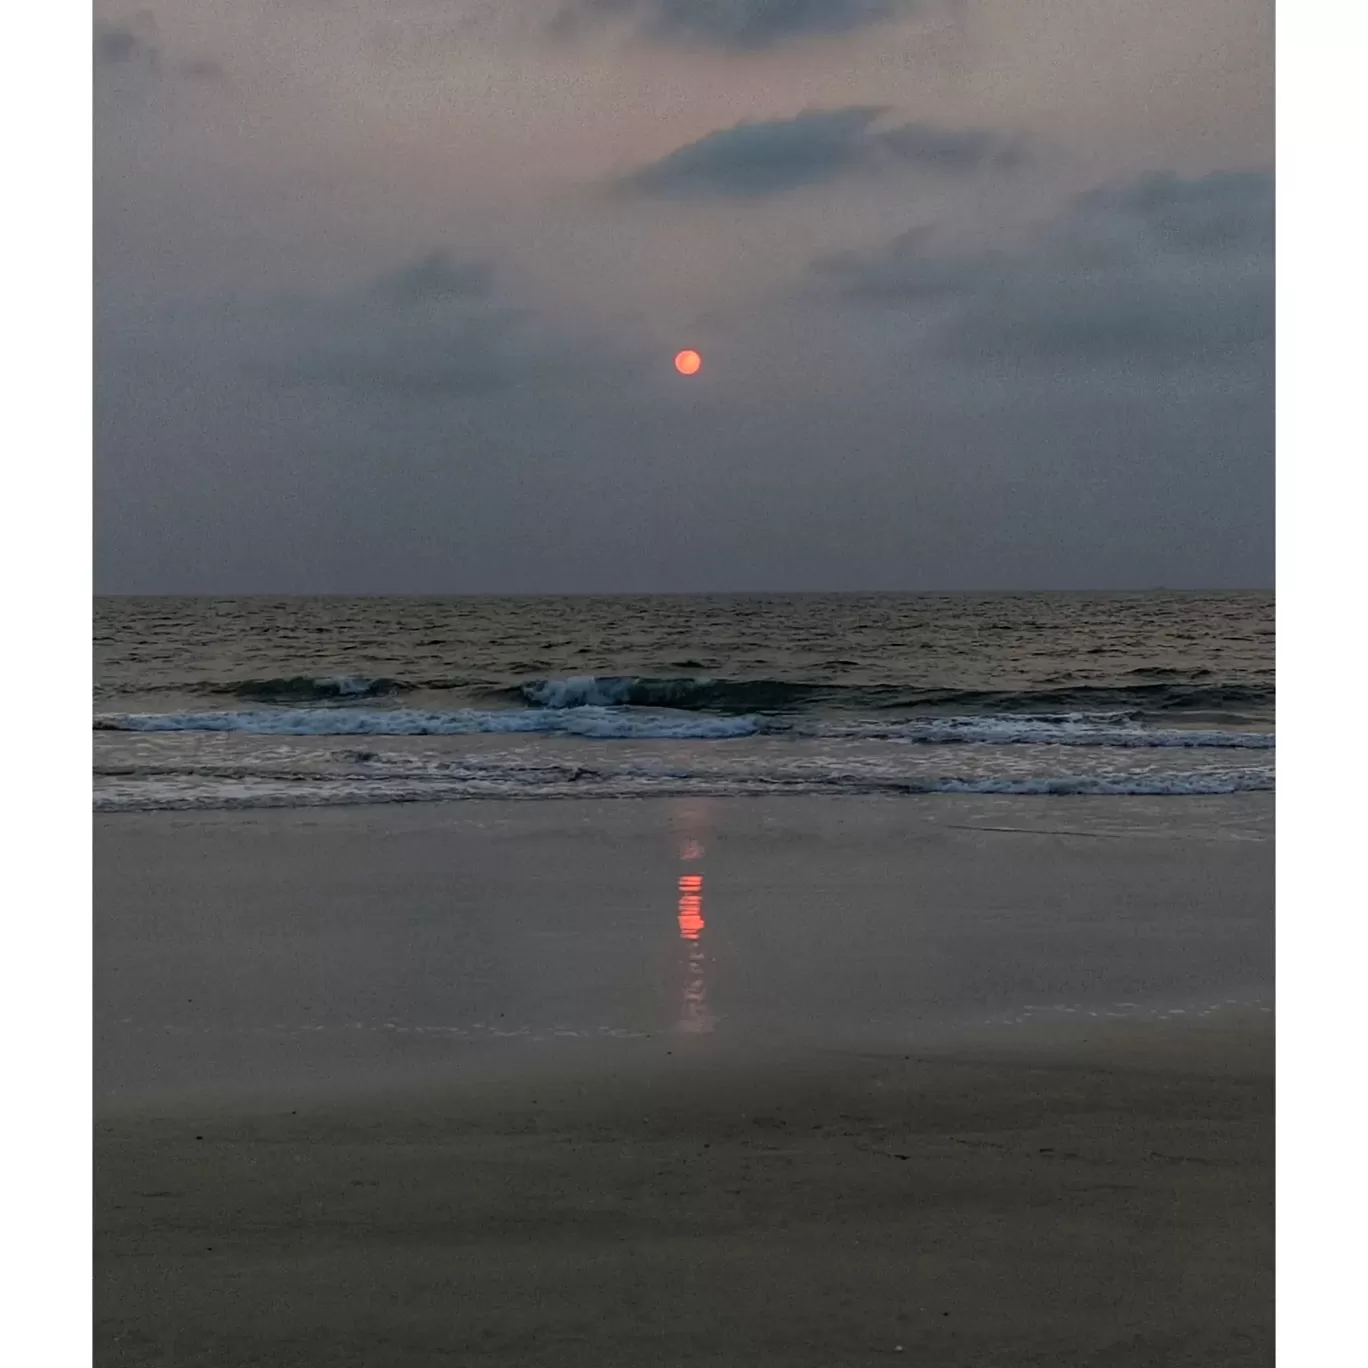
[674,349,702,376]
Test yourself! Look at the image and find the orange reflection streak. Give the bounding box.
[677,874,705,940]
[673,802,714,1033]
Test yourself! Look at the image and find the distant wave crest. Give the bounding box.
[214,675,414,702]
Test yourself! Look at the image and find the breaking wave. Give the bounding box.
[514,675,1272,717]
[515,676,835,712]
[213,676,413,702]
[134,672,1273,719]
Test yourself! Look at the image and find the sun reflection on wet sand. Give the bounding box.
[677,874,704,940]
[674,805,715,1034]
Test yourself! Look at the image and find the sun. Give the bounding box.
[674,349,701,376]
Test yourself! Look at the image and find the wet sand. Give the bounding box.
[95,796,1273,1366]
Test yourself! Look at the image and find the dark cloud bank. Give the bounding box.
[618,106,1023,198]
[551,0,915,51]
[817,170,1273,373]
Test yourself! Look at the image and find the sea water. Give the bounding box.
[93,592,1273,811]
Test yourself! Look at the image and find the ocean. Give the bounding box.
[93,592,1274,812]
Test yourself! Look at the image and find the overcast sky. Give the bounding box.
[94,0,1273,593]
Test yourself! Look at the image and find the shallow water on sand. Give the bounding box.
[95,794,1273,1105]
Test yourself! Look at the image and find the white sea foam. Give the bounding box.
[520,676,643,708]
[92,745,1276,811]
[95,706,763,741]
[94,706,1273,748]
[802,716,1274,748]
[325,676,391,698]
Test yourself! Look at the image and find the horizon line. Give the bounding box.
[93,586,1275,599]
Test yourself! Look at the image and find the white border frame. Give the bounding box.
[3,6,93,1366]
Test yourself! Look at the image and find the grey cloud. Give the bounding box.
[551,0,912,51]
[95,17,223,80]
[618,107,1024,198]
[284,328,520,399]
[178,57,225,80]
[1091,171,1274,255]
[369,252,493,308]
[819,170,1273,370]
[258,252,531,398]
[814,226,990,300]
[620,107,882,197]
[249,250,639,400]
[877,122,1026,171]
[95,20,161,70]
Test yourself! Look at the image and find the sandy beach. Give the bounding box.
[95,795,1273,1366]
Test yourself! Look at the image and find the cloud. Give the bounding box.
[94,19,161,70]
[816,170,1273,371]
[876,121,1026,172]
[251,252,531,397]
[94,17,223,81]
[618,107,1024,198]
[369,252,494,308]
[178,57,226,80]
[246,250,637,400]
[550,0,913,51]
[620,106,882,197]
